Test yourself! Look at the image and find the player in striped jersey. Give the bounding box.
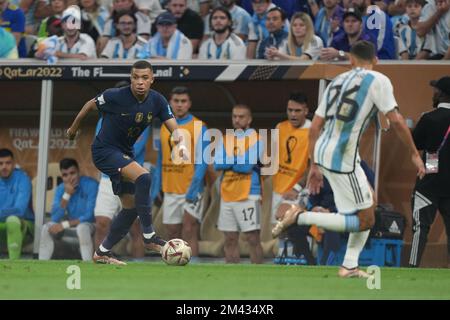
[272,40,425,277]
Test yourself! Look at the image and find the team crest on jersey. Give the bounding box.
[147,112,153,123]
[135,112,144,123]
[97,94,105,105]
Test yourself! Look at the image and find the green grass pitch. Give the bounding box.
[1,260,449,299]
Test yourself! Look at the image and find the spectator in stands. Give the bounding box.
[97,0,150,54]
[0,0,26,57]
[151,86,208,260]
[313,0,344,47]
[320,8,376,61]
[0,27,19,58]
[166,0,204,53]
[51,5,97,59]
[37,0,67,37]
[39,158,98,261]
[134,0,164,24]
[140,11,192,59]
[415,0,450,60]
[93,81,147,260]
[204,0,254,42]
[270,92,311,227]
[265,12,324,60]
[350,0,396,59]
[394,0,434,60]
[101,11,147,58]
[241,0,317,18]
[79,0,110,43]
[214,104,265,264]
[257,6,288,59]
[247,0,277,58]
[409,76,450,268]
[199,6,247,60]
[0,149,34,260]
[20,0,47,34]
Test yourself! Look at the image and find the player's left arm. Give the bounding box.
[374,75,425,178]
[386,109,425,178]
[67,98,98,139]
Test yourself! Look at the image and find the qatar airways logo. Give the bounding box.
[168,121,280,175]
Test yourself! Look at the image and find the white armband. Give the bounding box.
[62,192,71,201]
[61,221,70,229]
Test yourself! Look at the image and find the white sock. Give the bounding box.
[297,212,360,232]
[99,244,109,253]
[342,230,370,269]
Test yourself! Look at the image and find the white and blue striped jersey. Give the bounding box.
[314,68,398,173]
[101,36,147,59]
[394,20,434,59]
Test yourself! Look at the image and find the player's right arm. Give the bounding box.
[67,99,97,140]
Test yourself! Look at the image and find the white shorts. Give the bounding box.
[218,195,261,233]
[320,164,373,214]
[94,177,122,219]
[162,193,204,224]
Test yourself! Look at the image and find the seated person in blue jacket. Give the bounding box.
[0,148,34,259]
[39,158,99,261]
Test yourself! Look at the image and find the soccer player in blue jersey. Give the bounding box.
[272,41,425,277]
[67,60,183,265]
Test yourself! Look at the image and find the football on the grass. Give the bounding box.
[161,239,192,266]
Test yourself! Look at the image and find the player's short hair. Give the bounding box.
[350,40,376,61]
[233,104,252,116]
[0,148,14,159]
[59,158,79,171]
[169,86,191,99]
[132,60,153,72]
[289,91,308,106]
[405,0,424,6]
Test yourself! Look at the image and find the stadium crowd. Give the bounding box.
[0,0,449,60]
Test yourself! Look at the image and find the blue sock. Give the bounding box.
[101,208,138,251]
[134,173,154,236]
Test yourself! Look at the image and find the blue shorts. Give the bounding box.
[91,145,136,195]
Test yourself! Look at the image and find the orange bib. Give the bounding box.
[221,131,259,202]
[273,121,309,194]
[160,116,204,194]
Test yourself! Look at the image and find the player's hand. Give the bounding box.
[307,165,323,195]
[66,127,79,140]
[412,153,425,179]
[49,223,64,235]
[282,189,299,201]
[320,48,338,61]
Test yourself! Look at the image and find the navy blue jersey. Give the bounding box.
[93,86,174,155]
